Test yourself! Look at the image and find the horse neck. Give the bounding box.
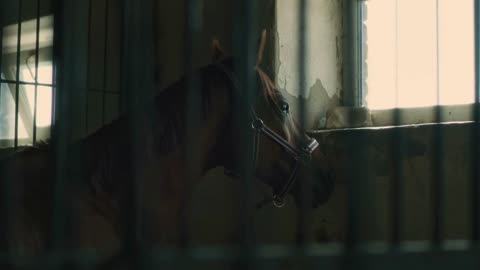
[81,61,239,190]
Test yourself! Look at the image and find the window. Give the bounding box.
[362,0,474,110]
[0,15,54,147]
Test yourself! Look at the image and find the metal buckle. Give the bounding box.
[273,195,286,208]
[303,137,319,154]
[251,118,264,130]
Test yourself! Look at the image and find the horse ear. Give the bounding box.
[211,39,226,63]
[256,29,267,66]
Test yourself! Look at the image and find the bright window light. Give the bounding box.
[22,65,53,127]
[0,80,29,140]
[1,14,54,143]
[363,0,474,109]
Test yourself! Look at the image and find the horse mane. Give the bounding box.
[144,56,285,158]
[146,56,284,155]
[147,65,216,154]
[254,30,283,106]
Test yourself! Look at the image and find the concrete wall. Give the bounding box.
[276,0,344,129]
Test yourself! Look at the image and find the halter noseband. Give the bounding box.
[214,63,320,208]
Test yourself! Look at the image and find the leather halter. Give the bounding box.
[214,63,320,208]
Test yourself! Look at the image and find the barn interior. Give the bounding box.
[0,0,478,269]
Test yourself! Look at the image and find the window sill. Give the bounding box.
[311,103,476,132]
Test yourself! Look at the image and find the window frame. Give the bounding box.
[0,16,54,147]
[0,53,53,147]
[353,0,477,127]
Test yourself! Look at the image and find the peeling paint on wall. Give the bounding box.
[276,0,343,128]
[276,0,343,99]
[279,78,339,129]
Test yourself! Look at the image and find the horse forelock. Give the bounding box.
[255,66,280,104]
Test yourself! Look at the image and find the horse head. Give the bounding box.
[209,31,335,209]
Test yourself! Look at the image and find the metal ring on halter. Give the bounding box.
[251,118,264,130]
[273,195,286,208]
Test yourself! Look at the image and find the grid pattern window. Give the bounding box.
[361,0,474,109]
[0,15,54,147]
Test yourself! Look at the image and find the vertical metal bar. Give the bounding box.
[345,0,357,248]
[121,0,142,257]
[51,15,57,137]
[390,110,405,244]
[50,0,88,254]
[0,44,2,85]
[120,0,154,264]
[85,0,92,132]
[101,0,109,125]
[297,0,311,249]
[394,0,399,108]
[119,2,127,115]
[0,2,3,110]
[0,84,10,257]
[33,0,42,144]
[343,0,360,107]
[391,0,404,246]
[233,0,256,267]
[357,1,364,107]
[0,0,10,256]
[119,4,135,260]
[50,0,68,250]
[14,0,23,149]
[183,0,202,251]
[344,0,366,249]
[472,0,480,244]
[49,0,90,259]
[432,0,445,246]
[51,46,56,135]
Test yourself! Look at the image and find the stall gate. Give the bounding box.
[0,0,479,269]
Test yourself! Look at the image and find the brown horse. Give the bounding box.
[0,34,334,264]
